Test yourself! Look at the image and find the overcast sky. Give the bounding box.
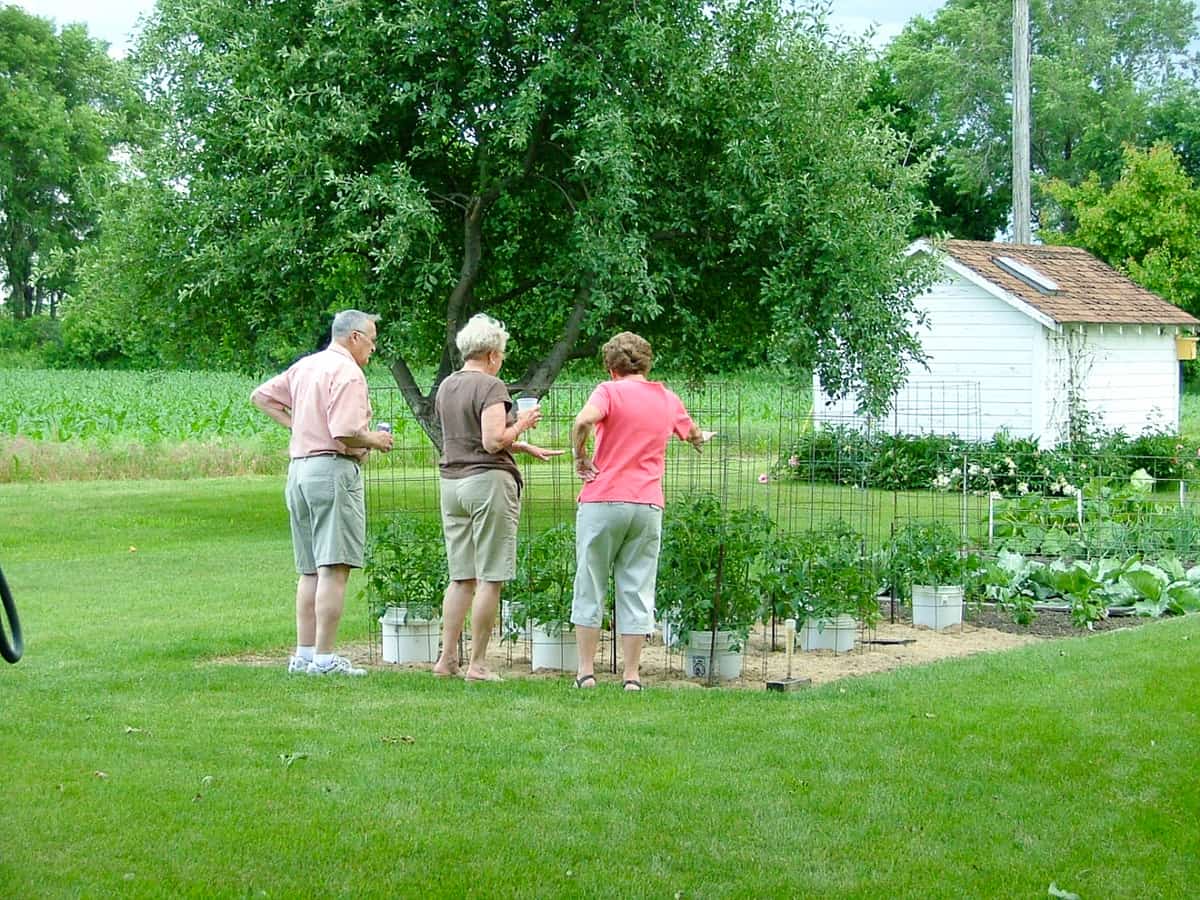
[13,1,948,57]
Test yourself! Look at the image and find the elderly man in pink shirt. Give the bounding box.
[569,332,714,691]
[251,309,394,676]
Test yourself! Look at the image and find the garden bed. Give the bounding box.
[222,619,1052,688]
[964,604,1152,638]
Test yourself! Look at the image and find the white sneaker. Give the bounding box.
[305,655,366,677]
[287,655,310,674]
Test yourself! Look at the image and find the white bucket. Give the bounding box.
[530,622,578,671]
[379,608,441,664]
[911,585,964,631]
[683,630,744,681]
[797,614,857,653]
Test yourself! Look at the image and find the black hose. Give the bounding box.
[0,565,22,664]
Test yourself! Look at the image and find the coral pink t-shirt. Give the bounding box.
[578,379,695,508]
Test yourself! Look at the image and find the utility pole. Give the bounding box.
[1012,0,1032,243]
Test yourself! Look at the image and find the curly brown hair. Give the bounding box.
[602,332,653,376]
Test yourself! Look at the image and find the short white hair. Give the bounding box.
[331,309,380,340]
[455,313,509,360]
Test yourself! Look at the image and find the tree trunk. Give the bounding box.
[388,279,595,453]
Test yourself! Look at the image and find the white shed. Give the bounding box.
[815,239,1200,446]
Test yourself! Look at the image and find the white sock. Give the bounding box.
[314,652,334,667]
[296,645,315,661]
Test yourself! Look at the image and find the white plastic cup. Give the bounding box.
[516,398,538,414]
[377,422,392,433]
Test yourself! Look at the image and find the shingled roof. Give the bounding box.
[936,240,1199,327]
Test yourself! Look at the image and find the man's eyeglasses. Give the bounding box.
[352,330,376,349]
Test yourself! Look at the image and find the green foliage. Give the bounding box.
[658,492,773,644]
[976,549,1200,625]
[990,492,1084,557]
[886,0,1196,238]
[79,0,932,428]
[981,550,1044,625]
[886,520,981,600]
[362,513,447,621]
[1121,558,1200,617]
[0,7,133,318]
[989,472,1200,559]
[1029,557,1138,627]
[0,316,60,351]
[761,522,881,626]
[1042,143,1200,318]
[509,523,576,636]
[0,369,285,444]
[777,426,1198,494]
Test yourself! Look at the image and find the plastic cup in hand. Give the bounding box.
[516,398,539,414]
[377,422,392,433]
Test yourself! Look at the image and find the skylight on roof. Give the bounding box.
[994,256,1060,295]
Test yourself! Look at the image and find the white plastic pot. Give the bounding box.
[379,607,441,664]
[683,629,744,680]
[797,614,858,652]
[530,622,578,671]
[911,584,964,631]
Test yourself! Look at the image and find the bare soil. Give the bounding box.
[222,604,1149,689]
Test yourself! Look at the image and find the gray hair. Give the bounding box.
[331,309,380,340]
[455,313,509,360]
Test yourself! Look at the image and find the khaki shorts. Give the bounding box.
[285,455,365,573]
[440,470,520,582]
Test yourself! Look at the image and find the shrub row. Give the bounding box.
[776,425,1198,492]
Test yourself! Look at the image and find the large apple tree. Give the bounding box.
[71,0,934,441]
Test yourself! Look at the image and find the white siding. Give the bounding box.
[1075,325,1180,435]
[815,272,1039,440]
[816,267,1184,445]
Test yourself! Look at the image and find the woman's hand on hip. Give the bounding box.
[574,456,599,482]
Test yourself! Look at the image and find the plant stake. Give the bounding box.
[766,618,809,692]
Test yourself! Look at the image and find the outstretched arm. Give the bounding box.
[682,422,717,453]
[512,440,565,461]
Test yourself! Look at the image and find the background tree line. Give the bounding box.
[4,0,1200,427]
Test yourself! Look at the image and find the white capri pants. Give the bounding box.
[571,501,662,635]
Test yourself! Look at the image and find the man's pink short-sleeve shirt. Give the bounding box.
[578,379,695,508]
[253,343,371,460]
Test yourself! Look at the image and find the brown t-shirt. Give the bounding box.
[435,370,522,490]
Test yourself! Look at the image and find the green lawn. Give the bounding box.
[1,477,1196,897]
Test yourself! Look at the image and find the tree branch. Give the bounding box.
[390,355,442,450]
[512,279,594,394]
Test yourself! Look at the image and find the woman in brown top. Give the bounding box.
[432,313,561,681]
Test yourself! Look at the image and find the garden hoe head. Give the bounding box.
[766,618,809,692]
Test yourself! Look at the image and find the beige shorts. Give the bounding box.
[440,470,520,582]
[285,455,365,573]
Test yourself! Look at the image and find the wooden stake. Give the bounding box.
[767,617,810,691]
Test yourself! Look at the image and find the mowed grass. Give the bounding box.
[0,477,1197,897]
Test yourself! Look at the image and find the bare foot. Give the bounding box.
[464,667,502,682]
[432,659,459,678]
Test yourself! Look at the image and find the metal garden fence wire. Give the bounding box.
[361,379,1199,674]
